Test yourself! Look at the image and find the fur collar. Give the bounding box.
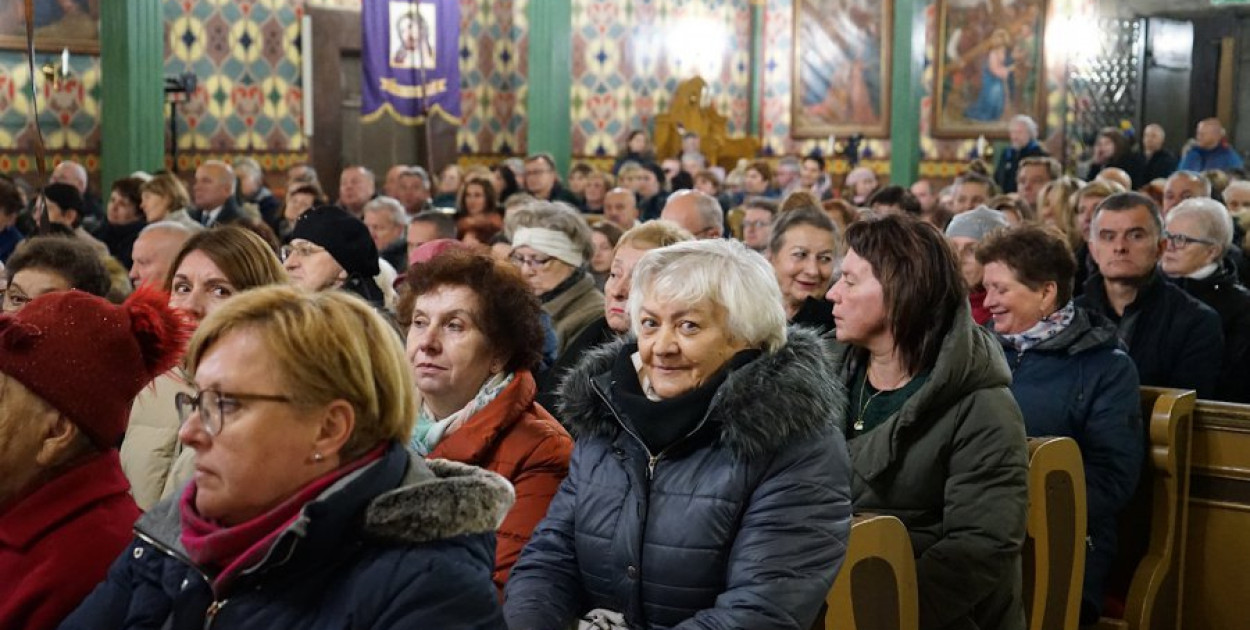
[557,326,844,459]
[366,458,514,544]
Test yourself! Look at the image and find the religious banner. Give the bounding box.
[361,0,460,125]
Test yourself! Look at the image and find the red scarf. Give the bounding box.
[179,443,387,592]
[969,288,992,325]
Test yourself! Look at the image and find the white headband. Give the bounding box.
[512,227,583,268]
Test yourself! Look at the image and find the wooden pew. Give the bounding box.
[1096,387,1195,630]
[1022,437,1087,630]
[1178,398,1250,629]
[815,514,918,630]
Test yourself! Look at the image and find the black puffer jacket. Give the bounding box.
[1167,260,1250,403]
[505,328,853,630]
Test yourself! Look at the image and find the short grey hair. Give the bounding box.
[1168,170,1212,197]
[1225,180,1250,198]
[140,220,203,236]
[628,239,787,353]
[401,165,431,188]
[1167,198,1234,252]
[1011,115,1038,139]
[232,157,264,186]
[363,195,409,226]
[668,189,724,237]
[505,200,595,264]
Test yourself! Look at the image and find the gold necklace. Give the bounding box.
[853,370,886,432]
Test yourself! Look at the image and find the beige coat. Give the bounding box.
[119,370,193,510]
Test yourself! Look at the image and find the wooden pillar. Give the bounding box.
[526,0,573,174]
[889,0,925,184]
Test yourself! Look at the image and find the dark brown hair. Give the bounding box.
[845,214,964,375]
[455,177,501,220]
[404,250,544,373]
[976,224,1077,307]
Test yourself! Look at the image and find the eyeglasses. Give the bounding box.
[743,220,771,229]
[1162,230,1217,250]
[280,242,327,262]
[175,389,294,436]
[509,254,555,269]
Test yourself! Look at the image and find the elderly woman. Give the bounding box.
[140,172,200,229]
[0,290,185,629]
[825,214,1028,630]
[66,287,512,628]
[506,239,852,630]
[283,205,386,309]
[844,166,880,206]
[976,225,1143,623]
[769,206,839,333]
[507,201,604,354]
[1162,198,1250,402]
[3,236,111,312]
[404,250,572,592]
[536,220,694,411]
[121,227,288,509]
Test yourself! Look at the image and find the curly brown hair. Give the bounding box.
[975,224,1077,308]
[404,250,545,373]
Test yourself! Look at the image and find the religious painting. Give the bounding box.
[791,0,892,138]
[933,0,1047,138]
[388,2,437,70]
[0,0,99,53]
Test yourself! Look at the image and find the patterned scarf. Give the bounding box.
[1000,300,1076,353]
[409,372,514,456]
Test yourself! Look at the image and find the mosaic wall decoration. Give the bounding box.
[457,0,529,155]
[570,0,752,158]
[0,50,100,153]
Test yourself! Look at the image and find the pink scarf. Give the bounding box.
[179,443,386,591]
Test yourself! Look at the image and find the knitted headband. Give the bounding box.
[511,227,583,267]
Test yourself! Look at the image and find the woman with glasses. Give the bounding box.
[1162,198,1250,402]
[976,225,1143,623]
[120,227,287,510]
[2,236,111,313]
[66,286,512,629]
[402,249,571,593]
[282,205,387,310]
[506,201,604,354]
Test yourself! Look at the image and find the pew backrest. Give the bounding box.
[820,513,918,630]
[1023,436,1087,630]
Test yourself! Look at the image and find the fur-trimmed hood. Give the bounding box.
[557,326,845,459]
[137,444,515,563]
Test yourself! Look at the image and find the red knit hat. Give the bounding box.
[0,287,190,449]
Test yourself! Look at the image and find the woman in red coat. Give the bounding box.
[0,289,186,629]
[403,249,572,592]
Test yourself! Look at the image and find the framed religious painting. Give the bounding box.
[792,0,892,138]
[0,0,99,53]
[933,0,1047,138]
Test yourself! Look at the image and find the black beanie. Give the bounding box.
[289,205,380,277]
[44,183,84,215]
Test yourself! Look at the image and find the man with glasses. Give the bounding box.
[1076,192,1222,398]
[740,197,778,252]
[523,154,581,208]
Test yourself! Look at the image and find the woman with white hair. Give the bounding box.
[507,201,604,354]
[505,239,853,630]
[1162,198,1250,401]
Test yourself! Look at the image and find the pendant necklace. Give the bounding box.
[854,369,886,432]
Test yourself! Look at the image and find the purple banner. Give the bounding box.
[361,0,461,125]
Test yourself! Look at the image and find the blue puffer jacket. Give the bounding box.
[60,444,512,630]
[504,328,853,630]
[996,307,1142,623]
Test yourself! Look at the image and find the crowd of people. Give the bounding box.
[0,115,1247,630]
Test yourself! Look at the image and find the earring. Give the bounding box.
[313,452,324,462]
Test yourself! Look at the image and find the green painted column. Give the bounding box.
[99,0,164,188]
[527,0,573,174]
[747,0,764,136]
[888,0,925,184]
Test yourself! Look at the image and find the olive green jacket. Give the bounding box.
[829,302,1029,630]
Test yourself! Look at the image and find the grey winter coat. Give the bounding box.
[505,327,853,630]
[829,304,1029,630]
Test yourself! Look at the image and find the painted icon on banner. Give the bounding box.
[390,3,437,70]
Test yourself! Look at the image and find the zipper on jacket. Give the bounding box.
[134,529,230,628]
[589,378,723,480]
